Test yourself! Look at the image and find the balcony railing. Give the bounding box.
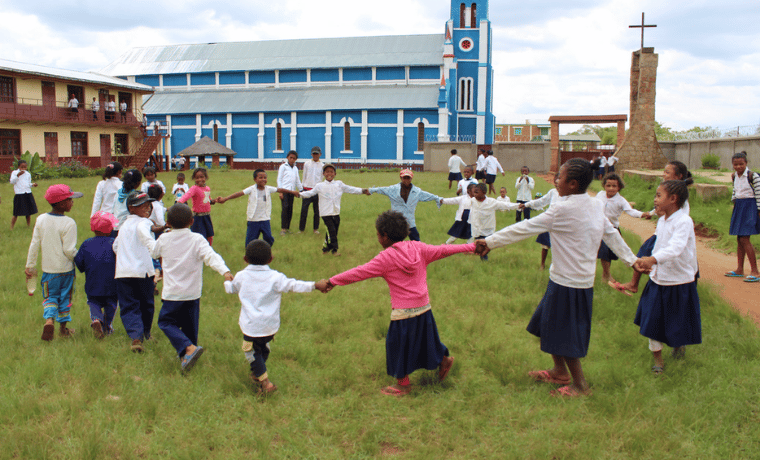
[0,97,144,128]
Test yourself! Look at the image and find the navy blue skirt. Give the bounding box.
[637,235,656,257]
[526,280,594,358]
[192,214,215,239]
[13,193,38,217]
[729,198,760,236]
[386,309,448,379]
[597,240,618,261]
[447,209,471,239]
[535,232,551,248]
[448,172,463,181]
[634,280,701,348]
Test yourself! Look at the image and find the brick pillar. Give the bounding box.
[550,121,560,172]
[616,121,626,149]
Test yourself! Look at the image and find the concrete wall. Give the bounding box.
[424,141,551,172]
[424,142,478,171]
[660,136,760,170]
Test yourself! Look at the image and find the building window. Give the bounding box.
[495,127,502,135]
[276,123,282,151]
[514,127,522,135]
[0,129,21,156]
[540,127,549,136]
[459,4,466,28]
[67,85,84,107]
[115,133,128,155]
[71,131,88,156]
[458,77,473,111]
[344,121,351,151]
[470,3,477,28]
[213,124,218,142]
[0,76,15,103]
[417,122,425,151]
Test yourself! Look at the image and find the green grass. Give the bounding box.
[1,170,759,459]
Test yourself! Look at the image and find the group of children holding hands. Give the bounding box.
[19,148,760,397]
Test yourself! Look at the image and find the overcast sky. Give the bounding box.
[2,0,758,133]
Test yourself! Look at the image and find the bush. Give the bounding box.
[38,159,102,179]
[701,153,721,169]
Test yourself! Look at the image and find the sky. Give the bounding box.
[2,0,758,133]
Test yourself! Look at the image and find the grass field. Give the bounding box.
[1,169,759,459]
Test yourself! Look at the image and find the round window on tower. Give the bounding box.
[459,38,474,52]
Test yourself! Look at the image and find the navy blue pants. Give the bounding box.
[281,194,294,230]
[244,334,274,379]
[158,299,200,357]
[117,276,155,341]
[408,226,420,241]
[322,215,340,253]
[299,194,320,231]
[516,201,531,222]
[87,294,118,330]
[246,220,274,247]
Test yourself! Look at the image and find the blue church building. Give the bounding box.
[102,1,494,166]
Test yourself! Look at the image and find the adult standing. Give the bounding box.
[276,150,302,235]
[91,97,99,121]
[68,94,79,114]
[299,146,324,234]
[106,97,116,122]
[120,100,128,122]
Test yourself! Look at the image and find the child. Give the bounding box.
[475,149,487,183]
[469,183,519,261]
[276,150,302,235]
[456,166,477,196]
[25,184,83,341]
[140,166,166,194]
[367,169,440,242]
[726,151,760,282]
[440,183,476,244]
[172,172,189,203]
[216,169,299,248]
[299,164,364,256]
[485,150,505,195]
[10,160,38,229]
[152,203,233,372]
[74,211,119,339]
[224,240,328,393]
[634,180,701,373]
[113,191,158,352]
[299,146,324,234]
[595,173,647,285]
[475,159,640,397]
[496,187,511,206]
[447,149,467,189]
[325,210,475,396]
[91,161,123,216]
[178,167,216,245]
[522,174,564,270]
[515,166,534,222]
[147,184,168,291]
[112,169,142,234]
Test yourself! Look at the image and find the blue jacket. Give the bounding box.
[369,183,440,228]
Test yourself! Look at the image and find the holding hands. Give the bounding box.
[474,240,490,256]
[315,279,334,293]
[633,256,655,274]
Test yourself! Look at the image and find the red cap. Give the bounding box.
[90,211,119,234]
[44,184,83,204]
[399,169,414,178]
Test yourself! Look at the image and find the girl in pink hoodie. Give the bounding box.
[326,210,475,396]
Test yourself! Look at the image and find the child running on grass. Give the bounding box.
[634,180,701,373]
[725,151,760,282]
[10,160,38,229]
[224,240,328,393]
[178,167,216,245]
[25,184,83,341]
[440,183,476,244]
[475,159,642,397]
[324,210,475,396]
[152,203,233,372]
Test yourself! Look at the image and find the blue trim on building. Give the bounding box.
[249,71,275,84]
[219,71,245,85]
[191,73,215,85]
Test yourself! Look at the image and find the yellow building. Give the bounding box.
[0,59,155,172]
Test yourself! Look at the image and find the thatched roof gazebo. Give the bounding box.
[176,136,237,169]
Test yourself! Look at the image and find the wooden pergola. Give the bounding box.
[548,115,627,172]
[176,136,237,169]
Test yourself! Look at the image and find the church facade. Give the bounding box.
[102,1,494,166]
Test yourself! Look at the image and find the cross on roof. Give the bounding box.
[629,12,657,50]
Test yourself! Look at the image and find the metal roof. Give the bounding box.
[101,35,444,76]
[144,85,441,114]
[0,59,153,92]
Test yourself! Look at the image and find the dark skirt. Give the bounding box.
[535,232,551,248]
[386,309,448,379]
[475,170,486,180]
[729,198,760,236]
[447,209,471,239]
[448,172,463,181]
[634,280,701,348]
[13,193,38,217]
[597,240,618,261]
[637,235,656,257]
[527,280,594,358]
[191,214,215,238]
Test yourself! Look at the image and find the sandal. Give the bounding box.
[439,356,454,382]
[608,281,633,297]
[528,369,572,385]
[744,276,760,283]
[381,384,411,396]
[725,271,744,277]
[550,385,591,397]
[181,346,204,372]
[651,365,664,374]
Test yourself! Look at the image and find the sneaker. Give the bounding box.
[131,339,144,353]
[91,320,105,340]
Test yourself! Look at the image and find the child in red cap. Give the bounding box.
[25,184,83,341]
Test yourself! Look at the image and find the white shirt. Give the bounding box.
[496,196,511,209]
[151,228,230,301]
[113,214,156,278]
[485,156,504,175]
[120,101,127,111]
[243,185,277,221]
[485,193,636,289]
[476,155,487,172]
[91,177,122,216]
[277,162,302,191]
[599,156,608,167]
[172,183,189,200]
[607,155,618,166]
[524,188,563,211]
[68,98,78,109]
[299,180,363,217]
[595,191,643,228]
[10,169,33,194]
[302,159,324,189]
[457,177,477,195]
[470,197,518,237]
[441,195,472,221]
[26,213,77,273]
[141,180,166,194]
[650,209,698,285]
[515,175,535,201]
[92,100,99,111]
[225,265,314,337]
[149,201,166,227]
[448,155,467,174]
[733,170,755,199]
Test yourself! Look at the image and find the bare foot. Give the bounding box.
[620,281,638,294]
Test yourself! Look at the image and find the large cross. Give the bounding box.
[629,12,657,50]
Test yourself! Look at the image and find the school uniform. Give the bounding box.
[300,179,363,253]
[10,169,38,217]
[641,199,691,257]
[141,180,166,194]
[243,185,278,247]
[524,188,565,249]
[484,156,504,184]
[91,177,122,216]
[595,191,643,261]
[448,155,467,181]
[635,209,701,349]
[456,177,477,196]
[441,195,473,240]
[515,175,535,221]
[475,155,487,180]
[277,162,302,231]
[469,197,518,239]
[729,169,760,236]
[172,183,189,202]
[74,236,117,331]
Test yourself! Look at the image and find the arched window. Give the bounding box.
[470,3,477,28]
[417,122,425,151]
[276,122,282,151]
[343,121,351,151]
[213,124,218,142]
[458,77,473,111]
[459,4,466,28]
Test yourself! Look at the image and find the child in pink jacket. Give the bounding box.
[325,210,475,396]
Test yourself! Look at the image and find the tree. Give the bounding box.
[566,124,617,145]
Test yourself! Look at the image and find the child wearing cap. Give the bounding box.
[74,211,119,339]
[113,191,158,353]
[25,184,83,341]
[367,169,440,241]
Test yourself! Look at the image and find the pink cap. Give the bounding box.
[399,169,414,178]
[44,184,83,204]
[90,211,119,234]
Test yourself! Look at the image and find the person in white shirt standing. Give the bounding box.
[447,149,467,190]
[485,150,505,195]
[91,97,99,121]
[299,146,324,234]
[276,150,302,235]
[515,166,535,222]
[10,160,38,229]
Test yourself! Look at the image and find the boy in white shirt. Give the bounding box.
[457,166,478,196]
[469,183,519,260]
[448,149,467,189]
[172,172,189,203]
[152,203,233,372]
[299,146,324,234]
[515,166,535,222]
[25,184,83,341]
[276,150,303,235]
[299,164,365,256]
[224,240,328,393]
[496,187,511,206]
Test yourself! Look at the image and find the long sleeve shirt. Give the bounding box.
[469,197,519,237]
[301,160,324,189]
[485,156,504,175]
[440,195,472,221]
[476,155,487,172]
[515,176,535,201]
[524,188,564,211]
[152,228,230,301]
[74,236,116,296]
[113,214,156,278]
[299,180,363,216]
[650,209,698,285]
[456,177,477,195]
[26,213,77,273]
[368,183,440,228]
[10,169,33,194]
[91,177,122,216]
[485,193,636,289]
[448,155,467,174]
[277,162,302,191]
[595,191,643,228]
[141,180,166,194]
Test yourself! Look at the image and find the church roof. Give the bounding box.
[102,35,445,76]
[144,85,440,114]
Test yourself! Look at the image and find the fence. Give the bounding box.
[668,124,760,141]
